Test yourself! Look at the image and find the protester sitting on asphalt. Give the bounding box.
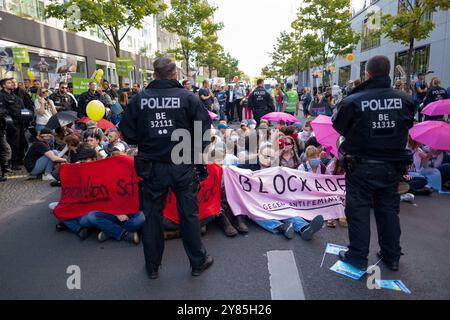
[298,146,327,174]
[247,144,324,240]
[299,119,314,142]
[408,138,442,192]
[90,210,144,245]
[24,128,67,181]
[279,136,300,169]
[325,157,348,228]
[105,128,129,156]
[85,132,108,159]
[54,148,99,239]
[81,120,104,142]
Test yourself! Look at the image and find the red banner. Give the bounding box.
[54,155,222,223]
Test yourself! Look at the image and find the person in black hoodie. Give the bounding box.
[422,77,448,121]
[332,55,415,272]
[120,57,213,280]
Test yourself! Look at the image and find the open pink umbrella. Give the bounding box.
[310,115,340,157]
[421,99,450,116]
[409,120,450,151]
[261,112,298,123]
[208,110,219,120]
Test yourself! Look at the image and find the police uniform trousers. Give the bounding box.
[6,122,26,166]
[345,160,402,266]
[0,131,12,171]
[140,161,207,272]
[253,110,269,127]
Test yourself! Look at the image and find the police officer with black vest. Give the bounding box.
[332,55,415,272]
[0,81,12,181]
[248,79,275,127]
[0,77,24,170]
[120,57,213,279]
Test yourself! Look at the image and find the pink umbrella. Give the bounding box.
[208,110,219,120]
[421,99,450,116]
[261,112,299,123]
[310,115,340,157]
[409,120,450,151]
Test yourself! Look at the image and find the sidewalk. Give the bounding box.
[0,168,56,216]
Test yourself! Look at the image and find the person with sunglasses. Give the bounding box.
[34,87,58,133]
[48,81,78,113]
[279,136,300,169]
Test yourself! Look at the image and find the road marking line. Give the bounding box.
[267,250,306,300]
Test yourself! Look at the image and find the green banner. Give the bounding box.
[72,77,94,95]
[116,57,134,77]
[12,48,30,64]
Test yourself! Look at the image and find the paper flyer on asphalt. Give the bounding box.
[376,280,412,294]
[330,260,366,280]
[325,243,349,255]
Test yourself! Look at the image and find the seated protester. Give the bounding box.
[237,120,250,137]
[283,125,302,154]
[90,210,144,245]
[24,128,67,181]
[105,128,129,156]
[85,132,108,159]
[409,138,442,192]
[437,151,450,190]
[250,144,324,240]
[217,123,230,139]
[299,119,314,143]
[402,174,433,196]
[54,125,74,151]
[279,136,300,169]
[55,149,98,239]
[276,120,286,132]
[298,146,327,174]
[82,120,104,142]
[237,134,260,172]
[325,158,347,228]
[303,136,331,165]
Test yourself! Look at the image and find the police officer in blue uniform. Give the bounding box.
[120,57,213,279]
[332,55,415,271]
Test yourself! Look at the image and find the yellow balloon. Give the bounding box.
[95,69,104,83]
[86,100,105,121]
[347,54,354,62]
[27,68,36,81]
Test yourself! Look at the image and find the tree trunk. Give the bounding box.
[114,38,123,88]
[406,38,415,92]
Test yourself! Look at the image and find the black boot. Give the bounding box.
[233,215,249,234]
[217,213,238,237]
[0,168,6,182]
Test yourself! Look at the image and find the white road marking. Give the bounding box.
[267,250,306,300]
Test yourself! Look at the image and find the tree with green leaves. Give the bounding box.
[161,0,223,77]
[268,31,312,79]
[45,0,166,59]
[216,51,243,83]
[292,0,359,86]
[373,0,450,87]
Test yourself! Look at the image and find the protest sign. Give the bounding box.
[116,57,134,77]
[223,166,345,221]
[12,47,29,64]
[375,280,411,294]
[72,77,94,95]
[54,156,222,222]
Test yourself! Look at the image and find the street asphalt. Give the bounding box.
[0,189,449,300]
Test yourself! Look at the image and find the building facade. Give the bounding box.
[0,0,163,86]
[333,0,450,88]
